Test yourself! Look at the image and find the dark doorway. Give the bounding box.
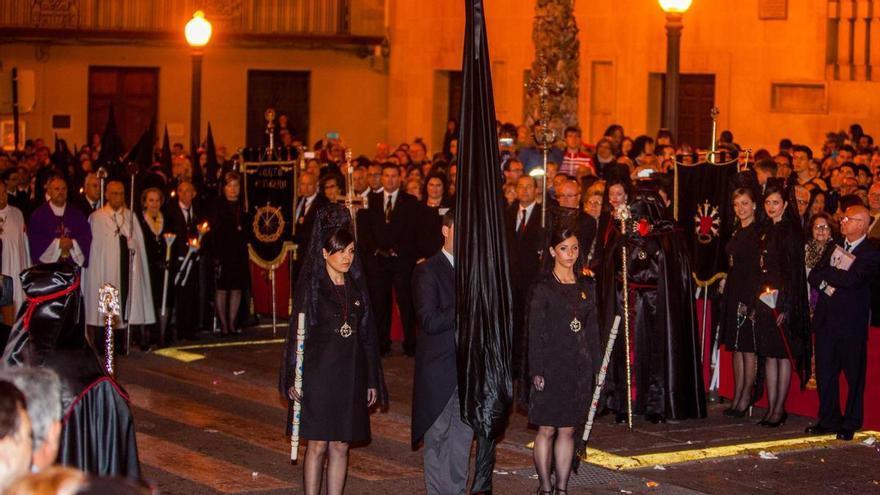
[447,71,463,124]
[246,70,310,149]
[88,66,159,151]
[660,73,716,149]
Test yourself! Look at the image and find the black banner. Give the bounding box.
[676,162,739,286]
[243,161,296,265]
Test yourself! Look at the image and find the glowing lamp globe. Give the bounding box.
[185,11,212,48]
[658,0,692,13]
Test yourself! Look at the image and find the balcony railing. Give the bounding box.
[0,0,379,47]
[825,0,880,81]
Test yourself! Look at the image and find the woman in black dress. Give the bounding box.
[719,187,761,416]
[529,227,600,495]
[137,187,168,349]
[755,184,810,427]
[281,205,384,495]
[207,172,248,336]
[421,171,452,254]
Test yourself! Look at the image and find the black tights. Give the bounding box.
[763,357,791,421]
[303,440,349,495]
[731,351,758,411]
[533,426,575,492]
[215,290,242,334]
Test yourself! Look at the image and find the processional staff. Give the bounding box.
[98,284,121,376]
[265,108,276,161]
[159,232,177,345]
[525,64,565,228]
[581,315,621,451]
[96,167,108,208]
[290,312,306,460]
[616,203,634,430]
[340,149,364,239]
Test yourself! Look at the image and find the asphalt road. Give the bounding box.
[117,326,880,494]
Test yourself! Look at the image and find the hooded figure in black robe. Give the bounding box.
[1,263,141,478]
[599,183,707,423]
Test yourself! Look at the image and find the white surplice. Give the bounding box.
[0,205,31,312]
[84,205,156,327]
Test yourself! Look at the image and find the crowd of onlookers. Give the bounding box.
[1,116,879,492]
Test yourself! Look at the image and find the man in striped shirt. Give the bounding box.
[560,126,594,178]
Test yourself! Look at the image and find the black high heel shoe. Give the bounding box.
[727,407,748,418]
[646,413,666,424]
[763,411,788,428]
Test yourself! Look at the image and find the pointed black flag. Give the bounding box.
[124,121,158,201]
[51,133,74,178]
[160,125,173,181]
[190,129,205,192]
[96,103,125,179]
[125,121,156,174]
[455,0,513,490]
[204,122,221,193]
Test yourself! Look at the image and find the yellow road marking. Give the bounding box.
[153,338,285,362]
[527,431,880,470]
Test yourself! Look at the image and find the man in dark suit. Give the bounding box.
[412,209,472,494]
[291,171,329,279]
[70,172,102,217]
[505,175,544,398]
[807,205,880,440]
[359,163,431,356]
[164,180,205,341]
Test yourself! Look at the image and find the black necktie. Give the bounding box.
[845,241,852,252]
[185,207,193,230]
[385,195,393,223]
[297,198,308,222]
[518,208,527,234]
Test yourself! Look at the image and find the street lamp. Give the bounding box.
[659,0,692,144]
[185,10,212,151]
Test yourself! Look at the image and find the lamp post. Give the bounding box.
[185,10,212,151]
[659,0,692,144]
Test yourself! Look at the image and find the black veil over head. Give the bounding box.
[292,204,358,328]
[759,182,812,387]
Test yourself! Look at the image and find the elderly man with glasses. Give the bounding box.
[807,205,880,441]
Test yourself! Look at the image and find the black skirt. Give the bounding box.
[719,224,761,353]
[300,276,371,442]
[527,277,600,427]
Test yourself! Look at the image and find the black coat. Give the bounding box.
[359,190,433,263]
[70,193,100,218]
[505,203,544,291]
[809,238,880,338]
[162,201,205,263]
[411,251,457,446]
